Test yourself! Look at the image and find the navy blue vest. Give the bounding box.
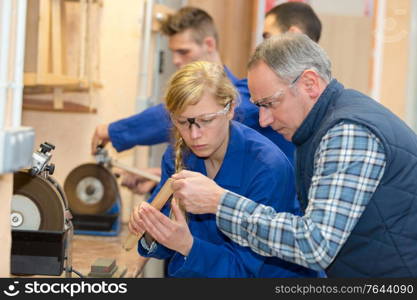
[292,80,417,277]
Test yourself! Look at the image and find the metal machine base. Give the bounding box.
[72,201,121,237]
[11,228,72,276]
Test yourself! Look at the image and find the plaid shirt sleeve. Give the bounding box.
[216,122,386,270]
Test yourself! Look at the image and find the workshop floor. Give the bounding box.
[70,223,148,278]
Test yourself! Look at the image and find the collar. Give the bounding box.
[292,79,344,145]
[224,66,239,85]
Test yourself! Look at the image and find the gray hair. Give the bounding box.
[248,33,332,83]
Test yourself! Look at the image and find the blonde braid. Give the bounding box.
[172,127,188,221]
[173,129,185,173]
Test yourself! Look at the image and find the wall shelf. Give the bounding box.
[23,98,97,114]
[24,0,101,113]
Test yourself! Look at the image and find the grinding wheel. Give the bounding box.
[12,170,65,231]
[64,163,120,215]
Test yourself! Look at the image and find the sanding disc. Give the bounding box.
[12,170,65,231]
[64,163,120,215]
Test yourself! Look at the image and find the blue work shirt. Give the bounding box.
[108,67,295,163]
[137,121,318,278]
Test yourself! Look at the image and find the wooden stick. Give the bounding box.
[132,257,149,278]
[111,159,161,183]
[122,178,173,251]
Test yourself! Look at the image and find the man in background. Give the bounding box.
[263,1,321,42]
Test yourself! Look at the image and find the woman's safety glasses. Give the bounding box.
[171,103,231,130]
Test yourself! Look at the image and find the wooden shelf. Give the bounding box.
[24,73,102,88]
[23,0,102,113]
[23,98,97,114]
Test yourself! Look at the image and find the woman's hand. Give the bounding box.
[137,199,193,256]
[128,201,146,236]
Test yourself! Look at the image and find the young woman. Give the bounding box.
[129,61,317,278]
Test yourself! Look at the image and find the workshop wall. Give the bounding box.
[379,0,411,119]
[21,0,146,223]
[319,14,372,95]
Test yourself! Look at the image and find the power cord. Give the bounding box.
[65,267,86,278]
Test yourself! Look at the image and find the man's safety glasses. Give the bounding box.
[250,72,303,109]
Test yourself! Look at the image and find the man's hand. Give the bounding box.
[137,199,193,256]
[120,168,161,195]
[91,123,110,154]
[171,170,226,214]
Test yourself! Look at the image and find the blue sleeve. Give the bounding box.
[168,236,265,277]
[137,146,176,260]
[108,104,172,152]
[242,153,318,278]
[168,154,304,278]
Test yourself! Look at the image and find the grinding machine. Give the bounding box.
[63,146,160,236]
[11,142,73,277]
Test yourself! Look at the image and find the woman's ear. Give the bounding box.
[227,101,235,121]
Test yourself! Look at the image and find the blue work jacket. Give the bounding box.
[108,67,295,164]
[137,121,317,278]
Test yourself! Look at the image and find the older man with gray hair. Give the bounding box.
[170,33,417,277]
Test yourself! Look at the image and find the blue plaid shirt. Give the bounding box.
[216,122,386,271]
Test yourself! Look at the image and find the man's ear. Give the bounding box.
[288,25,303,35]
[300,70,321,99]
[203,36,217,53]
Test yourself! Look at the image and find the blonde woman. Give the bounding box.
[129,61,317,278]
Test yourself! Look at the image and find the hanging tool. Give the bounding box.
[95,145,161,183]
